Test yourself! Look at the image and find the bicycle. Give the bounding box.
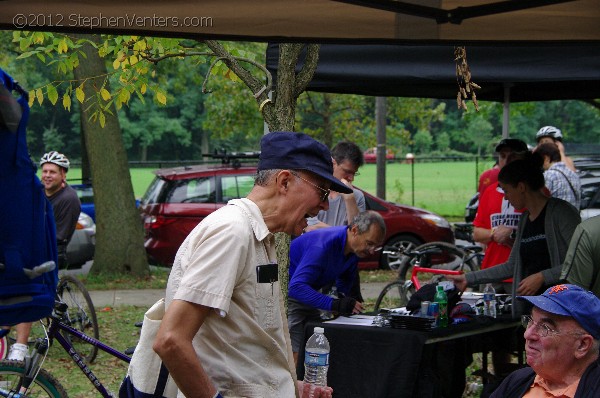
[374,241,483,311]
[0,297,130,398]
[5,275,99,364]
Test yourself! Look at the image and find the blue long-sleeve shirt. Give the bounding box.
[289,226,358,310]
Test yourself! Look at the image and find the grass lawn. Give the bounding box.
[62,159,496,218]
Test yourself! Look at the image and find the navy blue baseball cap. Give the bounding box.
[518,284,600,339]
[257,132,352,194]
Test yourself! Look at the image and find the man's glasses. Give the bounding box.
[521,315,559,337]
[341,167,360,177]
[366,242,383,252]
[291,172,330,203]
[521,315,586,338]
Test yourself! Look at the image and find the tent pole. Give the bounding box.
[376,96,387,199]
[502,84,511,138]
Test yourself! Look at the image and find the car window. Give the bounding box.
[580,182,600,209]
[364,194,387,211]
[167,177,216,204]
[221,174,254,202]
[74,185,94,204]
[141,177,167,205]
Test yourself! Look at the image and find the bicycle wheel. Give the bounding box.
[0,359,68,398]
[397,241,473,281]
[374,281,415,311]
[56,275,99,363]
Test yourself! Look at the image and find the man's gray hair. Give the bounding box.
[254,169,282,186]
[351,211,386,235]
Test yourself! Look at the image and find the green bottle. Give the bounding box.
[434,285,448,328]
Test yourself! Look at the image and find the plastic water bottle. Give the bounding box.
[483,283,497,318]
[434,285,448,328]
[320,286,338,320]
[304,326,330,395]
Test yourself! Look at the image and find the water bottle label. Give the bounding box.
[305,351,329,366]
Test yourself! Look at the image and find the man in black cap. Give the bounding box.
[147,132,348,398]
[491,284,600,397]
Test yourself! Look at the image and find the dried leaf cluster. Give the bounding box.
[454,46,481,112]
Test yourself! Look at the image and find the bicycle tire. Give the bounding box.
[374,281,415,312]
[0,359,68,398]
[56,275,99,363]
[397,241,477,281]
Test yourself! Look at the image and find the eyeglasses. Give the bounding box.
[366,242,383,252]
[521,315,559,337]
[341,167,360,177]
[290,172,330,203]
[521,315,586,338]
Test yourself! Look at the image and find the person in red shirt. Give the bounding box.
[478,158,499,196]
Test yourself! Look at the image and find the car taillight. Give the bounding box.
[144,215,176,230]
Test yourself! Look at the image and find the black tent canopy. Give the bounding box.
[266,44,600,102]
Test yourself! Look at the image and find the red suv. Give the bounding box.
[140,162,454,270]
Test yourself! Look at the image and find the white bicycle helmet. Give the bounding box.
[40,151,70,170]
[536,126,563,142]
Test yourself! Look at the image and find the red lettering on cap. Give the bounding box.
[549,285,568,295]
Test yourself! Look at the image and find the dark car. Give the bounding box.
[139,162,454,270]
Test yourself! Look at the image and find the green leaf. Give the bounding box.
[100,88,111,101]
[156,91,167,105]
[47,85,59,105]
[35,88,43,105]
[62,94,71,111]
[99,111,106,128]
[36,52,46,63]
[76,86,85,103]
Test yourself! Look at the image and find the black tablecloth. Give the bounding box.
[297,316,520,398]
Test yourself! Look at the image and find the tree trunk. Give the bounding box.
[72,33,149,276]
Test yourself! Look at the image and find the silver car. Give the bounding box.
[66,212,96,268]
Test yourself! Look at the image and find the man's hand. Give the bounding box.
[493,225,515,247]
[446,274,468,292]
[298,381,333,398]
[340,178,354,196]
[331,297,359,315]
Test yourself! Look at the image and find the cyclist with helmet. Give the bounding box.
[535,126,576,172]
[7,151,81,361]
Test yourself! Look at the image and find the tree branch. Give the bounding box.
[294,44,320,98]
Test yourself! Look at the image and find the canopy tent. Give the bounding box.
[0,0,599,44]
[265,43,600,102]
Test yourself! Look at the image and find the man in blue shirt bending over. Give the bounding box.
[288,211,385,364]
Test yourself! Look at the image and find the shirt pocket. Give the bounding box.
[254,279,278,331]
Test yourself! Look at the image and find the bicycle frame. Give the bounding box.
[410,266,463,291]
[2,302,131,398]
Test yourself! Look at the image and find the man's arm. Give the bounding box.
[153,300,219,398]
[560,225,594,290]
[343,185,365,225]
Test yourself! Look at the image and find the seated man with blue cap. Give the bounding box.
[491,284,600,397]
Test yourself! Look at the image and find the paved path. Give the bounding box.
[72,260,389,307]
[89,283,389,308]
